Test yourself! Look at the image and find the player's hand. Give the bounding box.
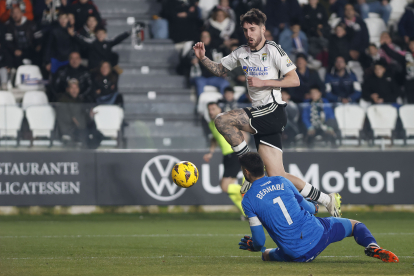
[247,77,265,88]
[203,153,212,163]
[306,198,319,215]
[239,235,260,252]
[193,42,206,60]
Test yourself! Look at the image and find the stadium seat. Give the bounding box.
[13,65,45,100]
[335,105,366,145]
[0,91,17,105]
[22,91,48,110]
[328,14,341,30]
[298,0,309,5]
[347,61,364,83]
[197,91,222,122]
[233,86,246,101]
[0,105,24,145]
[364,18,387,46]
[198,0,218,19]
[25,105,56,147]
[399,105,414,145]
[367,105,398,144]
[389,0,408,29]
[203,85,219,93]
[93,105,124,147]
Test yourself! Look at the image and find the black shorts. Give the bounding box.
[222,152,241,178]
[243,103,287,152]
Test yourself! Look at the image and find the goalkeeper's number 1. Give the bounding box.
[273,196,293,225]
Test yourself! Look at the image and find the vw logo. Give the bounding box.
[141,155,186,201]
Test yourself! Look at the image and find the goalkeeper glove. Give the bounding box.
[238,235,263,252]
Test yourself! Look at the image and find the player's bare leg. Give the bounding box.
[258,144,341,217]
[221,177,244,216]
[214,109,255,147]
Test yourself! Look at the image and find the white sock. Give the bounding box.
[367,242,380,248]
[300,183,330,207]
[232,140,250,156]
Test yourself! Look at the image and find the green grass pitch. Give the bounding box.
[1,212,413,275]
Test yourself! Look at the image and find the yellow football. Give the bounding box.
[171,161,199,188]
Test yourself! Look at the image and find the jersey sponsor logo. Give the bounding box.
[256,183,284,199]
[242,66,269,76]
[141,155,186,201]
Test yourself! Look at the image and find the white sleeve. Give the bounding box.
[273,46,297,76]
[221,50,239,71]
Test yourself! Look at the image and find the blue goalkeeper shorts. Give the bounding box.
[269,217,353,262]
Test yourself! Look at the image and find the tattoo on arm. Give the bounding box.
[200,57,230,77]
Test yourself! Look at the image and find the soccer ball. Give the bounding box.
[171,161,199,188]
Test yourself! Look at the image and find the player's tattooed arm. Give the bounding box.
[200,57,230,77]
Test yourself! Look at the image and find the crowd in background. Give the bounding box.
[153,0,414,147]
[0,0,131,146]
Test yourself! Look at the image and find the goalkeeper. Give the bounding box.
[203,102,245,217]
[238,152,399,263]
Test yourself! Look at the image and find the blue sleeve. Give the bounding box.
[349,73,362,102]
[287,179,316,215]
[301,103,312,129]
[242,198,256,218]
[250,225,266,251]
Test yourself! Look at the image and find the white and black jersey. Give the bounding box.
[221,41,297,107]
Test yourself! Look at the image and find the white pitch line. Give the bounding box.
[0,233,413,239]
[1,256,413,260]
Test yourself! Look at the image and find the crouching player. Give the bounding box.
[238,152,399,263]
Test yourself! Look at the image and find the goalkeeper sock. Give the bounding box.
[232,141,250,156]
[300,183,330,207]
[353,222,378,248]
[227,184,245,215]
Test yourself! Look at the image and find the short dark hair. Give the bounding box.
[240,8,267,27]
[369,43,378,48]
[224,86,234,93]
[309,85,321,91]
[95,27,107,34]
[296,53,307,61]
[239,152,265,177]
[207,102,219,108]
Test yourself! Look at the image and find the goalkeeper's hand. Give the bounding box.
[306,198,319,214]
[239,235,261,252]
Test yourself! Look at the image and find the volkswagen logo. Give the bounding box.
[141,155,186,201]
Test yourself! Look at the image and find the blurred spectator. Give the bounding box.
[354,0,392,24]
[33,0,69,30]
[161,0,201,44]
[92,61,123,106]
[78,15,97,58]
[264,29,273,41]
[340,4,369,62]
[206,8,237,50]
[213,0,236,23]
[53,51,92,101]
[226,44,246,87]
[328,24,350,68]
[190,30,229,95]
[281,90,300,145]
[5,6,42,68]
[329,0,347,19]
[238,92,252,104]
[398,3,414,46]
[380,40,414,103]
[279,20,308,59]
[265,0,302,39]
[325,56,361,103]
[68,12,75,27]
[44,12,77,73]
[0,41,12,89]
[74,27,130,71]
[0,0,33,23]
[218,86,237,111]
[56,78,89,145]
[302,0,329,58]
[362,60,400,104]
[289,53,324,103]
[378,32,403,64]
[302,86,338,148]
[69,0,101,31]
[150,14,169,39]
[360,43,386,76]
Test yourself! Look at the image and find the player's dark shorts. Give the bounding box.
[243,103,287,152]
[268,217,353,262]
[222,152,241,178]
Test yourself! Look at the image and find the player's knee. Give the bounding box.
[262,249,272,261]
[214,114,226,131]
[349,219,361,234]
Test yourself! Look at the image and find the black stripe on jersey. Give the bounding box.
[266,41,286,56]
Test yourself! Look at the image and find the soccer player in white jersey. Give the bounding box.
[193,8,342,217]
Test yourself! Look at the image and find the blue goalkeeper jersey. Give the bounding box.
[242,176,323,259]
